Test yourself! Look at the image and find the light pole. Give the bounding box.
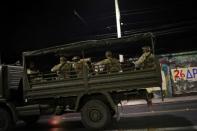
[115,0,122,38]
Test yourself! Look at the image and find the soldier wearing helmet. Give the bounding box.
[72,56,81,72]
[97,51,121,73]
[51,56,72,79]
[71,56,88,77]
[134,46,155,69]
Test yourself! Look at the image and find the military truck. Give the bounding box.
[0,32,162,131]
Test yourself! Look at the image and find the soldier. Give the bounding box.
[86,59,95,75]
[72,56,91,77]
[97,51,121,73]
[51,56,72,79]
[133,46,155,69]
[27,62,39,75]
[27,61,41,82]
[71,56,83,77]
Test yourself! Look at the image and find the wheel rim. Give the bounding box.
[88,108,103,122]
[81,100,112,129]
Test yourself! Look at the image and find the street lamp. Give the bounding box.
[115,0,122,38]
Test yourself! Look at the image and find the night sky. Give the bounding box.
[1,0,197,63]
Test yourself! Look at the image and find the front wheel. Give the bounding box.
[81,99,112,130]
[0,108,13,131]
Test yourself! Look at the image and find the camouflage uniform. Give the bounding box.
[51,57,72,79]
[72,56,89,77]
[72,60,84,77]
[134,46,155,69]
[98,51,121,73]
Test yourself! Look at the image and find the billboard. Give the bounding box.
[159,51,197,96]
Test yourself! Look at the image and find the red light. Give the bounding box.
[48,116,62,126]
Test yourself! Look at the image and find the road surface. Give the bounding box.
[14,96,197,131]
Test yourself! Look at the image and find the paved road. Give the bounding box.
[14,99,197,131]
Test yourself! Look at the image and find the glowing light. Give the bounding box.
[48,116,62,126]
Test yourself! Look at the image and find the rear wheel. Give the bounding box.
[0,108,13,131]
[81,99,111,130]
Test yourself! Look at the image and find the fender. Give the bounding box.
[0,100,18,123]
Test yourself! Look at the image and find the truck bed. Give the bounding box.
[25,68,161,100]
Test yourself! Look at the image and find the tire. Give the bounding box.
[81,99,111,130]
[0,108,13,131]
[22,115,39,125]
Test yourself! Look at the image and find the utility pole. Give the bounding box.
[115,0,122,38]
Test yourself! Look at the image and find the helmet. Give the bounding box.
[72,56,80,61]
[142,46,151,51]
[105,51,112,58]
[60,56,66,62]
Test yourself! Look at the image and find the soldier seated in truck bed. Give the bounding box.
[133,45,156,70]
[71,56,92,78]
[95,51,122,74]
[51,56,72,80]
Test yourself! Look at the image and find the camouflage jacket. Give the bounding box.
[134,52,155,69]
[51,62,72,79]
[99,57,121,73]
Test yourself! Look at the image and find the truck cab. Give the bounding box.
[0,65,23,131]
